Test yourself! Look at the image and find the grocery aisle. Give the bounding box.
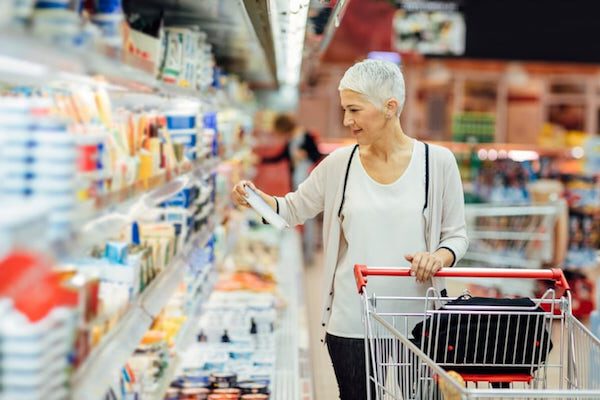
[303,251,339,400]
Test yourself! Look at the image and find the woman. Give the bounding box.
[232,59,468,399]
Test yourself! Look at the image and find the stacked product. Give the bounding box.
[157,226,281,400]
[9,0,121,50]
[0,85,220,239]
[59,177,215,366]
[161,27,214,90]
[165,291,276,400]
[87,0,125,49]
[125,22,216,91]
[0,97,78,239]
[164,106,219,163]
[564,175,600,268]
[110,240,217,399]
[0,252,78,400]
[452,112,495,143]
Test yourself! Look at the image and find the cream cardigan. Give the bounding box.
[273,142,469,342]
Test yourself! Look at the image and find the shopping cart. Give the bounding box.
[354,265,600,399]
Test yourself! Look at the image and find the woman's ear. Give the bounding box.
[385,98,399,117]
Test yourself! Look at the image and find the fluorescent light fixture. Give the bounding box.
[367,51,402,65]
[508,150,539,162]
[571,146,584,159]
[274,0,310,86]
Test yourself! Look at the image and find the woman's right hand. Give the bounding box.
[231,180,256,208]
[232,180,278,212]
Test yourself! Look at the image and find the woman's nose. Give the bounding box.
[343,113,353,127]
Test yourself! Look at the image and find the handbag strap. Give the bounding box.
[338,144,359,218]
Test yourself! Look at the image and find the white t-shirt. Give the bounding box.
[327,140,430,338]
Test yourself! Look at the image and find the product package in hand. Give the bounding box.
[244,187,288,230]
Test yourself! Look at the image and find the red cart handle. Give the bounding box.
[354,265,570,294]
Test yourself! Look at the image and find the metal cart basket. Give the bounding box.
[354,266,600,400]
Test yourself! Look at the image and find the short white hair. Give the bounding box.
[338,59,405,116]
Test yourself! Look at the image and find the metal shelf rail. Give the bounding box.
[460,203,561,269]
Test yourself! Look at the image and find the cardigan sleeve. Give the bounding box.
[274,151,329,226]
[438,149,469,266]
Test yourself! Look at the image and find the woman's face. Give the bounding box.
[340,90,387,146]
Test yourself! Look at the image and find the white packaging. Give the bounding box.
[245,187,288,230]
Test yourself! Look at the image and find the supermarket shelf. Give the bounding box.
[463,251,542,269]
[151,265,216,400]
[71,307,153,400]
[53,157,219,260]
[152,353,181,400]
[468,231,552,241]
[465,204,559,217]
[0,29,204,98]
[71,222,215,400]
[449,277,535,297]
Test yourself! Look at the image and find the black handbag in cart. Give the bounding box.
[411,296,554,374]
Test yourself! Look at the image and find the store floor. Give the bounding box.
[304,250,340,399]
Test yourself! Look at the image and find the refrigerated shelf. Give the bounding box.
[71,220,215,400]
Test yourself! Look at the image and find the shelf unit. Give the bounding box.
[0,2,315,398]
[150,265,216,400]
[0,29,207,99]
[70,220,215,400]
[49,157,220,262]
[149,228,314,400]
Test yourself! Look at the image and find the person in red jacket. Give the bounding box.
[260,114,323,264]
[260,114,323,191]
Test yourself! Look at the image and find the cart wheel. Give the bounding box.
[439,370,465,400]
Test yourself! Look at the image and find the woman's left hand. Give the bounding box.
[404,252,444,283]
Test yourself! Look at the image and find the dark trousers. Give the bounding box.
[326,333,373,400]
[327,333,443,400]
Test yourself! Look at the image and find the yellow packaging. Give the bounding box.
[140,223,176,271]
[139,150,153,182]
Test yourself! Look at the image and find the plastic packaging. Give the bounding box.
[244,187,288,230]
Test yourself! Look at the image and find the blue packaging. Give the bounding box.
[161,188,194,208]
[91,12,123,39]
[105,241,129,264]
[35,0,69,9]
[202,112,218,157]
[166,115,196,130]
[94,0,122,13]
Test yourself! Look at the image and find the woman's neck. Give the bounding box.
[366,123,412,161]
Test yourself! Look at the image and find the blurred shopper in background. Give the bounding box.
[232,59,468,399]
[261,113,323,190]
[261,114,323,264]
